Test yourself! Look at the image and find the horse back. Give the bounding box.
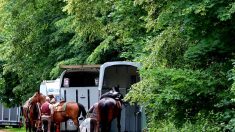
[53,102,79,123]
[99,98,120,109]
[66,102,79,114]
[54,102,67,112]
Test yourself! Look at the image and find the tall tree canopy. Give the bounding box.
[0,0,68,105]
[0,0,235,131]
[125,0,235,131]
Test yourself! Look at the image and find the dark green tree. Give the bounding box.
[125,0,235,131]
[0,0,69,103]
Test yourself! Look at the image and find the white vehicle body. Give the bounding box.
[0,104,22,128]
[40,78,60,101]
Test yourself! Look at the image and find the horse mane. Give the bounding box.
[78,103,87,118]
[30,92,38,101]
[32,103,39,118]
[32,92,38,97]
[23,98,31,108]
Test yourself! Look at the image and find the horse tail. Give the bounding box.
[78,103,87,118]
[99,101,110,132]
[20,106,23,117]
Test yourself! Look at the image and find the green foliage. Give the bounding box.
[231,61,235,93]
[126,0,235,131]
[0,0,68,103]
[0,0,147,103]
[61,0,147,63]
[147,119,220,132]
[0,0,235,131]
[126,68,219,125]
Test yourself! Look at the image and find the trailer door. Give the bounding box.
[60,70,99,131]
[100,64,142,132]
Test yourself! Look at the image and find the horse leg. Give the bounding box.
[107,122,112,132]
[100,121,110,132]
[28,120,32,132]
[33,121,38,132]
[97,119,101,132]
[33,125,36,132]
[72,118,80,132]
[36,120,43,132]
[117,114,121,132]
[28,123,31,132]
[25,122,28,132]
[47,118,51,132]
[56,123,60,132]
[30,120,35,132]
[27,124,29,132]
[30,120,36,132]
[27,124,30,132]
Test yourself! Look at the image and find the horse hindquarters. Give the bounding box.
[98,102,114,132]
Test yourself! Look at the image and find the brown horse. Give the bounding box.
[22,92,46,132]
[52,101,87,132]
[22,98,32,132]
[97,97,122,132]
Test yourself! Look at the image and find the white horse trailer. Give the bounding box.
[59,64,100,131]
[59,61,146,132]
[0,104,22,128]
[40,78,60,101]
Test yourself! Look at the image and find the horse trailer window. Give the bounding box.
[62,71,99,87]
[10,107,17,120]
[102,65,139,90]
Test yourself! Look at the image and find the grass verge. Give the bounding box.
[0,126,26,132]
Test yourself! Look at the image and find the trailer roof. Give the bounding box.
[59,64,101,71]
